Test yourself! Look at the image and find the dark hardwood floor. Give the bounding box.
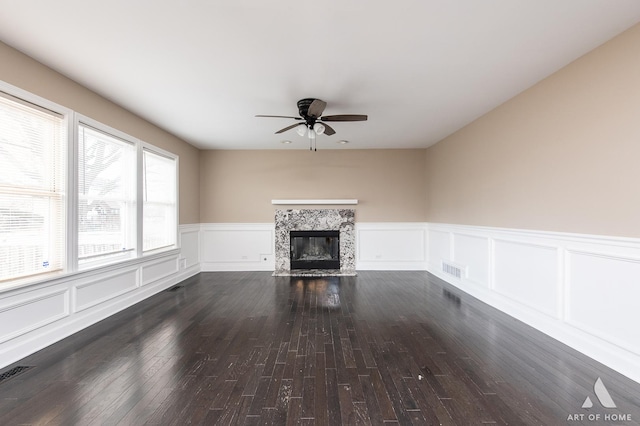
[0,271,639,425]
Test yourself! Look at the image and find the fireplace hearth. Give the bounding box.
[290,230,340,270]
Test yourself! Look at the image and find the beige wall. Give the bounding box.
[7,17,640,235]
[200,149,427,223]
[425,23,640,238]
[0,42,200,224]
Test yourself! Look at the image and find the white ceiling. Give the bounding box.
[1,1,640,150]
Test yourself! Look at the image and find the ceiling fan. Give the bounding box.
[256,98,367,150]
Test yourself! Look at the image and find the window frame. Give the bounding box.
[141,144,179,255]
[0,82,73,284]
[74,115,140,270]
[0,80,180,289]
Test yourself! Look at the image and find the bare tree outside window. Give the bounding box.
[77,126,135,262]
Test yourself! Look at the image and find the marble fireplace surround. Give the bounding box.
[274,209,356,276]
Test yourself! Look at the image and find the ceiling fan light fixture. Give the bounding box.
[296,124,307,136]
[257,98,367,150]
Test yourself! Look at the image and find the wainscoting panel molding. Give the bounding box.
[2,220,638,386]
[356,223,428,270]
[493,239,560,317]
[427,223,640,384]
[200,223,275,271]
[0,287,69,345]
[0,224,201,371]
[179,224,201,269]
[452,233,489,287]
[427,228,451,273]
[198,222,429,272]
[566,250,640,356]
[141,257,179,287]
[74,268,139,312]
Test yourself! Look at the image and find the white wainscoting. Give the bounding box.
[200,223,275,271]
[5,220,639,385]
[198,222,428,272]
[356,223,428,270]
[427,222,640,384]
[0,287,69,345]
[179,224,201,270]
[0,224,201,370]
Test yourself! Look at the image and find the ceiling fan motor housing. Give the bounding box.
[256,98,366,137]
[297,98,319,118]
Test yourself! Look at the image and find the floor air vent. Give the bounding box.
[166,285,183,292]
[442,261,465,279]
[0,366,33,384]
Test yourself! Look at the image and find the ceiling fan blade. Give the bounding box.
[323,123,336,136]
[320,114,368,122]
[275,122,303,134]
[307,99,327,118]
[256,115,302,120]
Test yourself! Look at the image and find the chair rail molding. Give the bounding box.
[271,199,358,205]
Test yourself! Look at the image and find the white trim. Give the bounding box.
[200,223,275,272]
[427,222,640,384]
[356,222,428,270]
[0,79,191,369]
[74,115,140,268]
[141,144,179,254]
[3,216,640,386]
[0,80,72,117]
[429,222,640,248]
[200,223,276,231]
[198,222,429,272]
[271,199,358,205]
[0,225,199,370]
[0,288,70,344]
[136,138,144,257]
[74,268,138,312]
[0,81,72,285]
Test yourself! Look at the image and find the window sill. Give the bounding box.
[0,247,180,295]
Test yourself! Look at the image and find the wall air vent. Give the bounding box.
[442,261,466,279]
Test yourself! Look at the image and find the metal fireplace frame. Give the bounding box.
[290,230,340,270]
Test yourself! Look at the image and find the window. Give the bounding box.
[0,92,66,282]
[77,124,136,264]
[0,81,179,287]
[143,149,177,252]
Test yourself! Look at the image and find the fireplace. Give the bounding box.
[274,209,355,276]
[290,230,340,270]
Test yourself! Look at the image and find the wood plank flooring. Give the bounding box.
[0,271,639,425]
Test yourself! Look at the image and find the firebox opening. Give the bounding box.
[290,230,340,270]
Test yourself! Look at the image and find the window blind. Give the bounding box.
[78,124,136,263]
[0,92,66,282]
[143,149,176,252]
